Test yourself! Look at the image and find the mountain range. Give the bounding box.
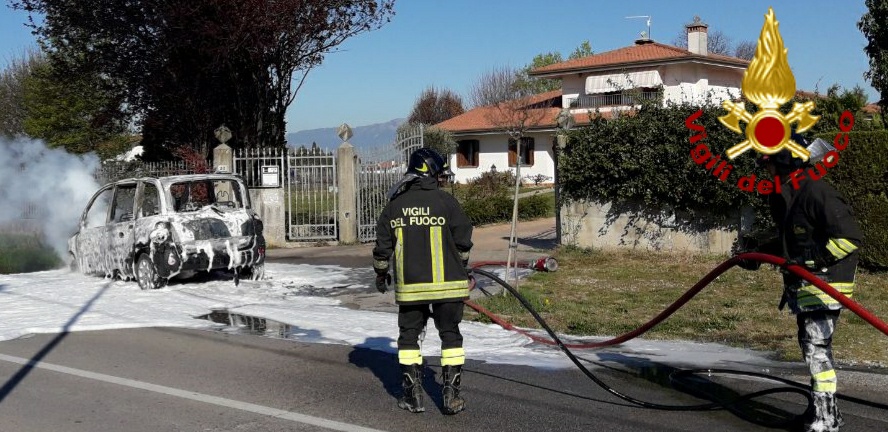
[285,118,406,151]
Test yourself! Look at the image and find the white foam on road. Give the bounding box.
[0,263,779,370]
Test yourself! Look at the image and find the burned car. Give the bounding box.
[68,174,266,290]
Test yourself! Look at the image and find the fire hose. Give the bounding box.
[463,252,888,426]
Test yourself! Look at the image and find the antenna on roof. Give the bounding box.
[625,15,652,40]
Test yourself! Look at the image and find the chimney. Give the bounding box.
[686,16,708,56]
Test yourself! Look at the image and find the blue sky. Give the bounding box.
[0,1,878,134]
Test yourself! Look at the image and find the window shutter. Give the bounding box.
[526,138,535,166]
[508,139,517,166]
[472,141,479,166]
[457,141,468,167]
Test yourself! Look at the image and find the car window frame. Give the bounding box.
[137,180,163,219]
[81,184,116,229]
[109,182,139,224]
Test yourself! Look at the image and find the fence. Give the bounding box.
[233,146,337,242]
[355,124,424,242]
[222,125,424,244]
[94,160,202,185]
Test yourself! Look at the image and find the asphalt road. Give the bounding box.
[1,326,888,432]
[2,222,886,431]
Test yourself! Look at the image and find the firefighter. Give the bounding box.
[738,134,863,432]
[372,148,473,415]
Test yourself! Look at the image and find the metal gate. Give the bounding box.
[233,147,338,242]
[286,147,337,241]
[356,124,424,242]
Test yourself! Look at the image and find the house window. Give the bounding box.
[456,140,479,167]
[508,137,534,167]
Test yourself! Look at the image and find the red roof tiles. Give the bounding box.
[530,41,748,76]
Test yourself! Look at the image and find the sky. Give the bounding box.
[0,262,784,371]
[0,1,878,134]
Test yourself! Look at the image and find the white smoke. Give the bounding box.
[0,137,101,261]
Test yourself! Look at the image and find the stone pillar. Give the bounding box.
[337,142,357,244]
[213,143,233,174]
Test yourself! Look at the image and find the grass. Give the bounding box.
[0,233,63,274]
[469,246,888,367]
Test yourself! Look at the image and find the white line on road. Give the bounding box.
[0,353,387,432]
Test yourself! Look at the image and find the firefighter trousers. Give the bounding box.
[797,310,841,394]
[397,302,464,366]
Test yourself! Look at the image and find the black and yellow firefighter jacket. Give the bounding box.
[373,177,473,305]
[766,175,863,313]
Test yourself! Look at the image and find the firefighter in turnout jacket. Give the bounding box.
[373,148,473,415]
[738,135,863,432]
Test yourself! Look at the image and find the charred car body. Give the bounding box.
[69,174,266,289]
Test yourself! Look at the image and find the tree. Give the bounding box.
[671,19,753,58]
[421,126,457,157]
[407,86,465,125]
[733,40,756,61]
[569,40,594,60]
[516,40,594,95]
[22,58,131,159]
[469,65,555,285]
[0,49,42,137]
[13,0,396,159]
[859,0,888,110]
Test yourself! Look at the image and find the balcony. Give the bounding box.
[565,91,661,110]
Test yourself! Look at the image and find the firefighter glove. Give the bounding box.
[736,258,762,271]
[375,273,391,293]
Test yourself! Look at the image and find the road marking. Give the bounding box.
[0,353,387,432]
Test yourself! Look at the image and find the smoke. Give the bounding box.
[0,137,101,261]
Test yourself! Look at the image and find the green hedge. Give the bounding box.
[560,101,888,270]
[455,170,555,225]
[817,130,888,269]
[560,102,771,232]
[0,233,62,274]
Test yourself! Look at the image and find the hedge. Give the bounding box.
[818,130,888,269]
[560,100,888,270]
[0,233,62,274]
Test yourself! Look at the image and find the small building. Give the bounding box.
[436,17,749,185]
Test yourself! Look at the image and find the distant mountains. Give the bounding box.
[286,118,406,151]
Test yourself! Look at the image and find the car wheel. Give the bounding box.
[136,254,168,290]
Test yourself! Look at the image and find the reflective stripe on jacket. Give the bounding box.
[373,177,473,305]
[768,175,863,313]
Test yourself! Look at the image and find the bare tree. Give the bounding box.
[734,40,756,61]
[469,65,526,109]
[471,65,553,286]
[672,18,754,58]
[706,30,733,55]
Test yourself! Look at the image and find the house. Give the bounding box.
[435,17,750,184]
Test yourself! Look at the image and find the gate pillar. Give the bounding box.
[337,142,358,244]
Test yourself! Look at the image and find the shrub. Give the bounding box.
[817,130,888,269]
[518,193,554,220]
[560,100,770,232]
[464,170,519,199]
[0,233,62,274]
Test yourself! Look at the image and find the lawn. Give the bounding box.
[469,246,888,367]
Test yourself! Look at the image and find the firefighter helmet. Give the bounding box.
[756,132,808,172]
[407,148,453,178]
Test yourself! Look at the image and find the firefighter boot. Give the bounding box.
[442,365,465,415]
[397,364,425,413]
[804,392,844,432]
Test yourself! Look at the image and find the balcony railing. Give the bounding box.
[565,91,661,109]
